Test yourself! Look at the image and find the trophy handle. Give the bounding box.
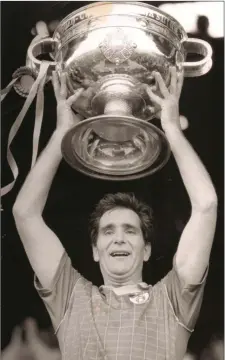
[182,38,213,77]
[26,37,58,77]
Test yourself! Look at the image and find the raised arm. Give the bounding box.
[13,72,84,289]
[146,68,218,284]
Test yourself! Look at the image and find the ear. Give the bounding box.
[144,243,151,262]
[92,245,99,262]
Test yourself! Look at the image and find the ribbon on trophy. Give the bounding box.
[1,62,49,196]
[1,78,20,102]
[1,23,51,196]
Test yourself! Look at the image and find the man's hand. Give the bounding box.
[146,67,184,133]
[52,71,84,131]
[1,326,23,360]
[146,68,217,285]
[25,318,61,360]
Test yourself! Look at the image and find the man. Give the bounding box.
[13,68,217,360]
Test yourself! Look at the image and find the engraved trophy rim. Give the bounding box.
[53,1,187,42]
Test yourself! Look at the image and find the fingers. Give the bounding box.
[24,318,39,343]
[145,85,163,107]
[153,71,169,98]
[169,66,184,98]
[25,317,47,357]
[52,71,68,101]
[60,72,67,99]
[150,67,183,99]
[67,88,84,106]
[169,66,177,94]
[176,71,184,98]
[10,326,22,345]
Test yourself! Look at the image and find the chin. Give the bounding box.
[113,270,128,276]
[110,265,134,277]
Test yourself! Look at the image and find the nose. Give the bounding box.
[113,230,125,244]
[114,238,125,244]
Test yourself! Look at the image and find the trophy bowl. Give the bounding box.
[27,1,213,180]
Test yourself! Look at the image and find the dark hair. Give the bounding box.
[89,192,154,246]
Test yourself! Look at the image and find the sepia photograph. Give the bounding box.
[1,1,224,359]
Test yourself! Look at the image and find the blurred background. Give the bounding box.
[1,1,224,359]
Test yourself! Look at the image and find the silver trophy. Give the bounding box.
[26,2,213,180]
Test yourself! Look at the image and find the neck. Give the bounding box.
[103,275,143,288]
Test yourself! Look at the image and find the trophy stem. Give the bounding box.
[104,98,132,116]
[91,75,145,118]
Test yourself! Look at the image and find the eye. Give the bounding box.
[104,229,114,235]
[125,229,136,234]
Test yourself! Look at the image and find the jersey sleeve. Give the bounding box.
[34,251,88,333]
[162,254,208,332]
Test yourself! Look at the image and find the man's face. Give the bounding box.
[92,207,151,282]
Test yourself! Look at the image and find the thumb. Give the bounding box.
[24,318,40,344]
[67,88,84,106]
[145,106,161,120]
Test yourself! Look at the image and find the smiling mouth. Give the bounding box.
[110,252,130,257]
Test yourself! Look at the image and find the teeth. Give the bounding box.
[111,252,129,257]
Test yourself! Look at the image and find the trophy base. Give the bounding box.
[61,114,170,181]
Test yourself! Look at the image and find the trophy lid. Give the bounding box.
[61,115,171,181]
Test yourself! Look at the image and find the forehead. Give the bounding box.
[99,207,141,228]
